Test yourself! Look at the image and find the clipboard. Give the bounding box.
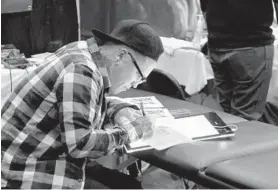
[124,142,153,154]
[176,112,235,141]
[124,112,236,153]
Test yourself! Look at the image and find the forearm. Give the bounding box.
[62,126,128,159]
[57,64,129,159]
[105,96,139,125]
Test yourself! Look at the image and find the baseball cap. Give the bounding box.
[92,19,164,61]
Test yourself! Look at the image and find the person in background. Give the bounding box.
[1,19,164,189]
[200,0,278,121]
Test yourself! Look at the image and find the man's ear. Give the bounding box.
[116,48,128,63]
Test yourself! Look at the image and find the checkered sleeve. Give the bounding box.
[56,64,128,159]
[105,96,140,125]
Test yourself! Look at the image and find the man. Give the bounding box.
[200,0,278,120]
[260,87,278,126]
[1,19,164,189]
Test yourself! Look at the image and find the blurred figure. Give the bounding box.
[201,0,278,120]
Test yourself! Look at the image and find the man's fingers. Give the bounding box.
[118,116,130,125]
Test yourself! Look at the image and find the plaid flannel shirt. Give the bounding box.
[1,37,138,189]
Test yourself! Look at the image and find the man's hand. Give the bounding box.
[114,107,143,126]
[114,108,155,143]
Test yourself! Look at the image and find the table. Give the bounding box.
[119,89,278,188]
[130,121,278,186]
[1,65,36,106]
[119,89,246,124]
[203,150,278,189]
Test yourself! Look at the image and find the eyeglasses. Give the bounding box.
[128,52,147,84]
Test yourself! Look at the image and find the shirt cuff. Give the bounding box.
[109,103,139,125]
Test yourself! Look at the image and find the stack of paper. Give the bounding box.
[172,115,219,139]
[124,96,225,153]
[124,96,174,118]
[124,96,164,108]
[124,96,188,152]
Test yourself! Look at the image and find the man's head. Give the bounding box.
[92,19,164,94]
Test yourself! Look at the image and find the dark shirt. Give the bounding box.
[200,0,275,48]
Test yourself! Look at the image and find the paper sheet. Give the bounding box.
[124,96,173,119]
[123,97,221,152]
[172,115,219,139]
[144,108,174,119]
[127,116,190,151]
[124,96,164,108]
[124,96,187,151]
[129,139,149,148]
[146,123,190,150]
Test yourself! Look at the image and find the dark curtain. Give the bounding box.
[80,0,179,40]
[80,0,116,40]
[1,12,32,56]
[1,0,78,57]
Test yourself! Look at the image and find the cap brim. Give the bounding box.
[92,28,127,46]
[92,28,159,61]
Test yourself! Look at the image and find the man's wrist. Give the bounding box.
[109,104,139,125]
[116,126,131,144]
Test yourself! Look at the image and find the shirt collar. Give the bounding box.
[86,37,111,90]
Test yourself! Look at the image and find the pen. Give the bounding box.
[140,101,146,116]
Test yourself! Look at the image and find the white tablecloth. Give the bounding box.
[157,37,214,95]
[271,39,278,91]
[1,65,36,106]
[159,36,278,95]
